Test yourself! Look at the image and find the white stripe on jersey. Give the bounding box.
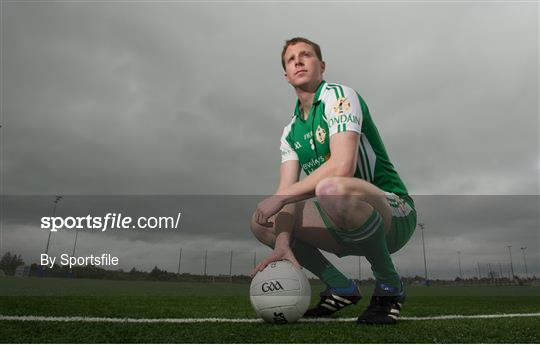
[360,135,377,182]
[280,116,299,163]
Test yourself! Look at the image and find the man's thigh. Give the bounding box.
[316,177,393,233]
[384,193,417,254]
[293,200,342,255]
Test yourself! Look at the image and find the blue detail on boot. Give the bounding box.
[373,280,404,297]
[326,279,362,297]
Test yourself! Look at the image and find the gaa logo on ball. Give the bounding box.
[261,281,284,292]
[249,260,311,324]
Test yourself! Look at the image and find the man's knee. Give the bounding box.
[315,177,347,197]
[250,212,276,247]
[315,177,374,230]
[315,176,376,197]
[315,177,360,212]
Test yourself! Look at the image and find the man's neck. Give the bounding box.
[295,79,322,120]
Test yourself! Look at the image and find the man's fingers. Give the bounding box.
[255,211,270,227]
[250,266,261,278]
[258,259,271,271]
[254,210,273,227]
[284,253,301,269]
[250,262,263,278]
[259,258,272,271]
[291,258,301,269]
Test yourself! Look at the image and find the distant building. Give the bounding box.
[14,265,30,277]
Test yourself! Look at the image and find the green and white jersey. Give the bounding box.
[280,80,409,197]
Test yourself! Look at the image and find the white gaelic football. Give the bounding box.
[249,260,311,324]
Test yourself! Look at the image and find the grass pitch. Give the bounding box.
[0,277,539,343]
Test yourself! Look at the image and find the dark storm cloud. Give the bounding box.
[1,2,538,278]
[3,2,289,195]
[3,2,537,195]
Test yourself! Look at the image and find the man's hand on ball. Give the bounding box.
[250,246,301,278]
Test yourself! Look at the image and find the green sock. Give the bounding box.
[291,239,350,288]
[345,209,401,289]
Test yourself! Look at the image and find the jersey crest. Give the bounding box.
[315,125,326,144]
[332,97,351,116]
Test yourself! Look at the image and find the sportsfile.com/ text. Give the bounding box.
[40,212,182,232]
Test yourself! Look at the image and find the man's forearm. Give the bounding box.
[273,202,296,248]
[277,158,347,205]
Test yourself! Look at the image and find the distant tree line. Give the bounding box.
[0,252,536,285]
[0,252,25,275]
[30,262,252,283]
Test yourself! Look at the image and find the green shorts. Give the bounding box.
[314,193,417,257]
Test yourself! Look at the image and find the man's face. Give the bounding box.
[283,42,325,88]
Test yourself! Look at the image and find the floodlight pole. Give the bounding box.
[507,245,515,279]
[203,249,208,276]
[457,251,462,278]
[498,263,503,279]
[477,262,481,279]
[418,223,428,281]
[520,247,528,279]
[45,196,62,255]
[68,228,79,278]
[229,250,233,283]
[71,229,79,257]
[177,248,182,274]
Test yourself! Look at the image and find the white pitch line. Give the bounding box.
[0,313,539,323]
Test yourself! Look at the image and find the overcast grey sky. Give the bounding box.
[1,1,538,281]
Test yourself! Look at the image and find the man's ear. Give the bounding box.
[321,60,326,74]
